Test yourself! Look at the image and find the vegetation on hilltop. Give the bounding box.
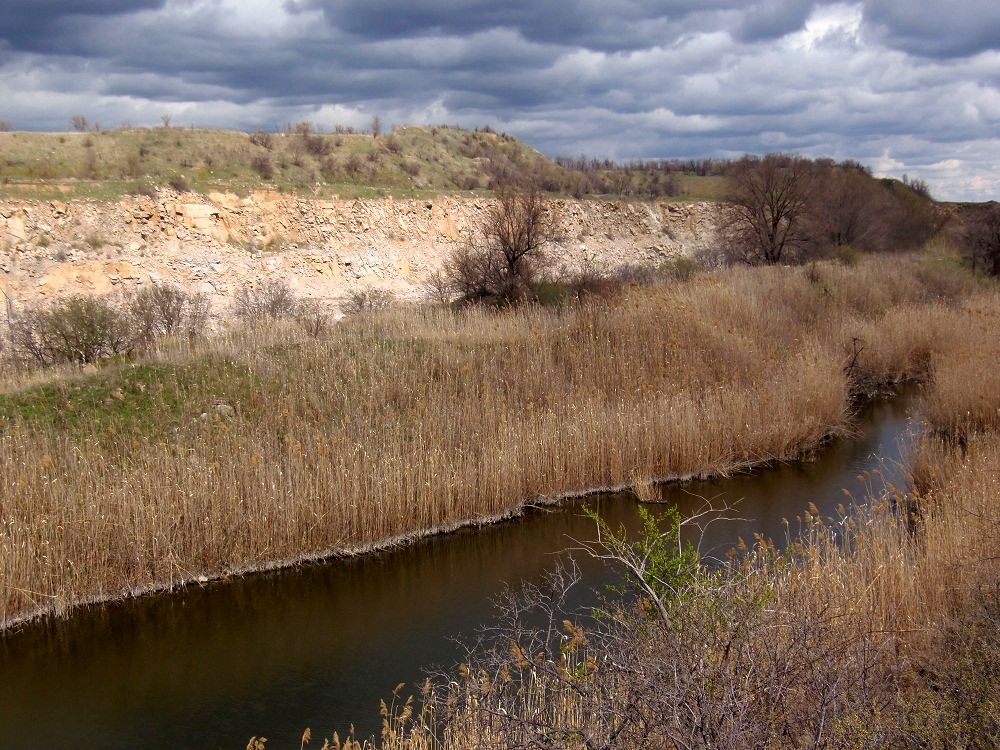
[0,124,598,201]
[0,122,938,206]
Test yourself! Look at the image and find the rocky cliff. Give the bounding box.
[0,191,717,315]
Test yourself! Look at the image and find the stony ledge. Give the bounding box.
[0,191,717,314]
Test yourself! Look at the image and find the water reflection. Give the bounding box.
[0,391,917,750]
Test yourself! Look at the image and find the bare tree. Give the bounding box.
[294,299,332,338]
[70,115,89,132]
[444,187,560,305]
[962,202,1000,277]
[421,269,455,306]
[807,167,886,252]
[370,115,382,139]
[720,154,813,265]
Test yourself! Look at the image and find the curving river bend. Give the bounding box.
[0,390,918,750]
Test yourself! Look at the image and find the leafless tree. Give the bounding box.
[719,154,813,265]
[444,187,560,305]
[806,168,886,252]
[963,202,1000,277]
[294,299,332,338]
[70,115,89,132]
[421,269,455,306]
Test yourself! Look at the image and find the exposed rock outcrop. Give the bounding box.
[0,191,717,315]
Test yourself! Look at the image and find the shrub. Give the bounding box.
[319,156,341,181]
[9,296,132,365]
[129,181,158,198]
[233,280,299,322]
[293,121,330,156]
[125,152,141,179]
[168,174,189,192]
[342,288,396,315]
[84,232,106,250]
[658,254,703,281]
[249,130,274,150]
[831,244,861,267]
[344,154,363,176]
[125,283,209,346]
[250,155,275,179]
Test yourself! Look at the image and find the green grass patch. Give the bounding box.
[0,358,260,435]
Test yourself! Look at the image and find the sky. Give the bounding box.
[0,1,998,201]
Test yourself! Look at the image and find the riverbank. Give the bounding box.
[0,251,992,630]
[359,280,1000,750]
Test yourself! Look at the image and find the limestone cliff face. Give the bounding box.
[0,190,717,313]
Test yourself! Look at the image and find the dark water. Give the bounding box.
[0,391,918,750]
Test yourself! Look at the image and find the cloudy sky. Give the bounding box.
[1,1,998,200]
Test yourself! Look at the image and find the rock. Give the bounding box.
[0,193,717,315]
[4,217,26,241]
[212,402,236,419]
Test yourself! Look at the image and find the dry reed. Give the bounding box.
[0,254,988,629]
[343,274,1000,750]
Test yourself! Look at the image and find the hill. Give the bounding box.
[0,125,728,202]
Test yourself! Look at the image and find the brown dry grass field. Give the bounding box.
[1,249,993,632]
[319,260,1000,750]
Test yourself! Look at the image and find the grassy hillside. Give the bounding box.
[0,125,728,202]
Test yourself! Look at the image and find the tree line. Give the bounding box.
[716,154,943,266]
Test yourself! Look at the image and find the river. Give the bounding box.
[0,389,918,750]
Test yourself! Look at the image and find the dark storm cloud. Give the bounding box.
[287,0,824,49]
[0,0,166,52]
[863,0,1000,58]
[0,0,998,199]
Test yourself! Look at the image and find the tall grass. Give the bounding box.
[0,254,989,627]
[347,273,1000,750]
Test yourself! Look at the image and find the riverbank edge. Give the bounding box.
[1,385,907,636]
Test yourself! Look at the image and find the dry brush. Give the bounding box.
[0,254,990,630]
